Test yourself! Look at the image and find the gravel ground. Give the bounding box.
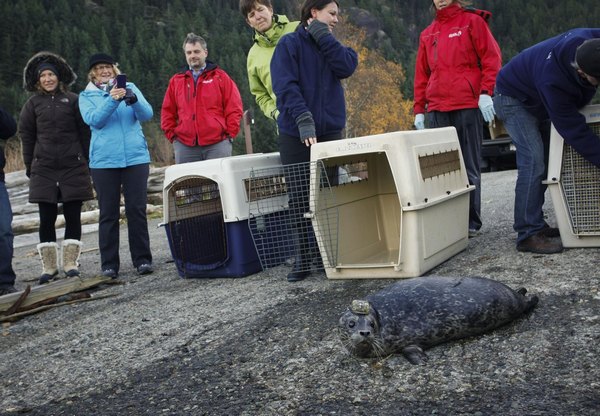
[1,169,600,416]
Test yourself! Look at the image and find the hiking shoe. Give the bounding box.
[538,226,560,238]
[517,233,563,254]
[39,271,59,285]
[287,270,309,282]
[0,285,17,296]
[468,229,482,238]
[102,269,118,279]
[137,263,153,275]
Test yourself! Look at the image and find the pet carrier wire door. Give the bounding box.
[310,127,473,279]
[246,161,338,273]
[162,153,284,278]
[545,105,600,247]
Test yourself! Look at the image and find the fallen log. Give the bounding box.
[0,293,117,323]
[0,275,113,314]
[11,205,163,235]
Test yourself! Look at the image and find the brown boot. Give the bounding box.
[516,233,563,254]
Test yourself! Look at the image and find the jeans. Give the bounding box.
[173,139,232,164]
[493,93,551,243]
[91,164,152,272]
[0,180,16,287]
[428,109,483,231]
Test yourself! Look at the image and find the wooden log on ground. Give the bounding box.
[0,275,113,314]
[0,293,117,323]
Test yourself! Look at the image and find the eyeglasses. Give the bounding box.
[94,64,113,71]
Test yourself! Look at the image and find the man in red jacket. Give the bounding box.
[161,33,243,164]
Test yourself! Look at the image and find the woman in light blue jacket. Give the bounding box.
[79,53,154,279]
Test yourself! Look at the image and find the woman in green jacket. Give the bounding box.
[240,0,299,121]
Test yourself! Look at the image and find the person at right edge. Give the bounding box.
[413,0,501,238]
[271,0,358,282]
[493,29,600,254]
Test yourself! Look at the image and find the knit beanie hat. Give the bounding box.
[37,63,59,79]
[576,38,600,78]
[88,53,115,70]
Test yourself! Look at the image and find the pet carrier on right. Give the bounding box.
[545,104,600,247]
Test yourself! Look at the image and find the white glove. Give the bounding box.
[414,113,425,130]
[478,94,495,124]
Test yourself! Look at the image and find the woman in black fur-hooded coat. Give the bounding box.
[18,51,94,283]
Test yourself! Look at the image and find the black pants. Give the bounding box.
[38,200,83,242]
[428,109,483,231]
[90,164,152,272]
[278,133,341,268]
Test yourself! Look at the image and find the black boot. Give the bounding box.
[287,253,310,282]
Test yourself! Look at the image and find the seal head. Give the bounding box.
[338,300,383,358]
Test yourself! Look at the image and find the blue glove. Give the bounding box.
[478,94,495,124]
[414,113,425,130]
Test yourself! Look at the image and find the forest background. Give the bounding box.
[1,0,599,170]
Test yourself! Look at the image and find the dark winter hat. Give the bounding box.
[37,63,59,79]
[23,51,77,92]
[576,38,600,78]
[88,53,115,70]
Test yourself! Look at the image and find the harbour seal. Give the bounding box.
[338,276,538,364]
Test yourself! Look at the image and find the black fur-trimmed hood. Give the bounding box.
[23,51,76,92]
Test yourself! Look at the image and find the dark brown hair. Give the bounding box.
[300,0,340,26]
[239,0,272,18]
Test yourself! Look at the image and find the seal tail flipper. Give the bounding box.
[524,295,539,313]
[517,288,527,295]
[402,345,428,365]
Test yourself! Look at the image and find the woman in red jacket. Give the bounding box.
[413,0,501,237]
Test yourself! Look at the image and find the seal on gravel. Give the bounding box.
[338,276,538,364]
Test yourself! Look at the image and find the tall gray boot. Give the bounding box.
[62,239,82,277]
[37,242,59,284]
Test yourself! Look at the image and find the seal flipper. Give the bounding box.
[402,345,428,365]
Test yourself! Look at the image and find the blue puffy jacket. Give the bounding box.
[496,28,600,166]
[271,25,357,138]
[79,81,153,168]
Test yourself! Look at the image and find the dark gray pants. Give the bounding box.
[428,108,483,231]
[91,164,152,272]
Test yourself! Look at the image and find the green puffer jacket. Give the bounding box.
[246,14,299,120]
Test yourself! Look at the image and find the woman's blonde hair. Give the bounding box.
[87,63,121,83]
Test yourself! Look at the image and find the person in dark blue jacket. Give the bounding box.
[0,105,17,296]
[271,0,357,282]
[493,28,600,254]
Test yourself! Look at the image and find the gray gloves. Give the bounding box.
[307,20,330,43]
[296,112,316,142]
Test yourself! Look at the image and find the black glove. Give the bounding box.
[295,112,316,142]
[25,167,30,178]
[307,20,330,43]
[124,88,138,106]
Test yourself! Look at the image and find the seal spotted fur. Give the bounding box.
[338,276,538,364]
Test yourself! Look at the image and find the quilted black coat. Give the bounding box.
[18,92,93,203]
